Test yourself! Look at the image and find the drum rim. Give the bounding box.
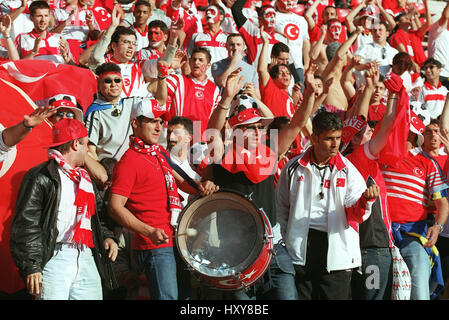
[176,189,270,278]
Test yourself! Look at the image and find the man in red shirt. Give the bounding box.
[109,98,218,300]
[257,25,296,118]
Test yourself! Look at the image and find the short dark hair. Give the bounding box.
[269,63,290,79]
[134,0,151,11]
[267,116,290,136]
[423,57,443,69]
[226,33,244,43]
[271,42,289,58]
[312,111,343,136]
[148,20,168,34]
[100,157,118,181]
[95,62,122,77]
[168,116,193,135]
[393,52,413,71]
[111,26,136,43]
[191,46,212,63]
[29,0,50,16]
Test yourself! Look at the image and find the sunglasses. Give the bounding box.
[381,47,386,60]
[422,65,438,71]
[55,111,75,118]
[103,78,122,84]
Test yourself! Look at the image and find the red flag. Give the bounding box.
[0,79,53,295]
[0,60,97,112]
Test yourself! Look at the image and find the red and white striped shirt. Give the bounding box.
[104,54,148,98]
[188,29,229,65]
[419,81,449,119]
[381,148,449,224]
[166,74,221,139]
[15,30,66,64]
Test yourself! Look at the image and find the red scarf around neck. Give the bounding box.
[48,149,96,248]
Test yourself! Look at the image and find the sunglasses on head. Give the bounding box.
[103,78,122,84]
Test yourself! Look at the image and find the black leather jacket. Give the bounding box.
[9,159,118,291]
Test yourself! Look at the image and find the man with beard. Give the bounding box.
[15,0,73,64]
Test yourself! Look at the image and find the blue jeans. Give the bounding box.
[399,236,431,300]
[41,243,102,300]
[200,243,298,300]
[135,246,178,300]
[351,247,393,300]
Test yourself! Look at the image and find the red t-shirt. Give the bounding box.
[110,148,174,250]
[259,77,296,118]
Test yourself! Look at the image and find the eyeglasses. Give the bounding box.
[120,40,137,46]
[381,47,386,60]
[55,111,75,118]
[103,78,122,84]
[422,65,437,71]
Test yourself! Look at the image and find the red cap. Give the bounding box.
[48,118,88,148]
[50,99,84,122]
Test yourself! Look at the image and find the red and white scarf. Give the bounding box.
[48,149,96,248]
[129,136,182,222]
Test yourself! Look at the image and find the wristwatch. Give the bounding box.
[435,222,444,233]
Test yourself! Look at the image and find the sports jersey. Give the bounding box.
[53,6,100,42]
[259,77,296,118]
[135,46,163,61]
[166,73,221,139]
[381,148,449,224]
[104,54,148,98]
[419,81,449,119]
[274,11,309,69]
[165,0,203,49]
[15,30,66,64]
[129,25,149,52]
[238,18,286,65]
[188,29,229,65]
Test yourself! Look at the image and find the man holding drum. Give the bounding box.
[108,98,219,300]
[203,65,319,299]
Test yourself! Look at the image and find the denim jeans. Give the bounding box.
[41,243,102,300]
[199,243,298,300]
[399,236,431,300]
[351,247,393,300]
[135,246,178,300]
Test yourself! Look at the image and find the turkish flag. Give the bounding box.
[0,79,53,295]
[0,60,97,112]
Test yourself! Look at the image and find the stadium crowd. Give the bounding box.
[1,0,449,301]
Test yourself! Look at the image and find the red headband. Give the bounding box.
[98,71,122,81]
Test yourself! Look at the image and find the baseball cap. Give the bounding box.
[227,94,273,128]
[48,118,88,148]
[355,5,380,22]
[131,98,171,121]
[50,100,84,122]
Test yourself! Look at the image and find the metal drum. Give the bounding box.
[176,190,273,291]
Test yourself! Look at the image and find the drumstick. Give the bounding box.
[169,228,198,239]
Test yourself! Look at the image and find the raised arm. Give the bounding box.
[257,26,271,87]
[304,0,321,31]
[345,0,366,34]
[0,15,19,60]
[276,64,318,156]
[230,0,247,30]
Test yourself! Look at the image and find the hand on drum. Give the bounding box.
[197,180,220,196]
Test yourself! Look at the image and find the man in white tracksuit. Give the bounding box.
[276,111,379,299]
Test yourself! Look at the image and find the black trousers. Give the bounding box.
[294,229,353,300]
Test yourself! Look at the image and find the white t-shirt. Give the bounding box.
[428,21,449,78]
[274,11,309,69]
